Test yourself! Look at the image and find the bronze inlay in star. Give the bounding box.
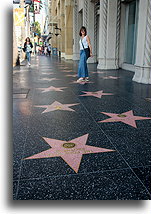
[55,106,62,110]
[63,142,76,148]
[117,114,127,118]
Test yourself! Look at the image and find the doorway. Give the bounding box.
[78,9,83,29]
[124,0,139,64]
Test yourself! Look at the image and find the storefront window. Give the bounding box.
[125,0,139,64]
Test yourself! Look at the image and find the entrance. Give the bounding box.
[96,14,100,63]
[125,0,139,64]
[78,9,83,29]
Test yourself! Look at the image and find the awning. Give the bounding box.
[25,0,33,5]
[46,36,52,41]
[41,35,49,40]
[13,0,20,4]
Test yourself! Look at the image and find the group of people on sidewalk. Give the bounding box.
[23,26,92,82]
[23,38,52,66]
[38,44,51,56]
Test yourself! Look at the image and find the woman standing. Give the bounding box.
[77,26,92,82]
[24,37,33,66]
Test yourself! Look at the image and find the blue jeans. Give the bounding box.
[78,50,88,78]
[26,52,31,63]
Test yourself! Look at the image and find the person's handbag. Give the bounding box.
[81,39,90,60]
[22,47,26,52]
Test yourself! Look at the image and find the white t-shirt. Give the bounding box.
[47,46,51,51]
[26,44,32,52]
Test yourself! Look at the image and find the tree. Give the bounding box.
[33,21,41,37]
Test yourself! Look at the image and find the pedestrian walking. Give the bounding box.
[44,46,48,56]
[47,44,51,56]
[41,45,45,55]
[23,37,33,66]
[38,46,41,55]
[77,26,92,82]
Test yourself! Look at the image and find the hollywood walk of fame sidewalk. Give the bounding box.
[13,55,151,200]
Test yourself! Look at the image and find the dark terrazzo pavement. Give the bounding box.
[13,55,151,200]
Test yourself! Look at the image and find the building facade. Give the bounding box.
[73,0,151,84]
[13,0,31,66]
[48,0,74,59]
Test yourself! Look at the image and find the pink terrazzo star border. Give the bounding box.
[41,72,54,75]
[24,134,115,173]
[37,86,67,93]
[98,110,151,128]
[102,76,120,79]
[70,80,94,84]
[91,71,105,74]
[80,90,113,98]
[40,78,60,82]
[34,101,79,113]
[66,74,77,77]
[61,70,73,73]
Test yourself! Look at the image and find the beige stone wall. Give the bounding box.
[13,24,18,67]
[65,1,73,59]
[60,0,65,56]
[49,0,73,59]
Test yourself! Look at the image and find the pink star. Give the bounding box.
[91,71,105,74]
[40,78,59,82]
[24,134,115,173]
[80,90,113,98]
[66,74,77,77]
[58,66,69,69]
[70,81,94,84]
[37,86,67,93]
[61,70,73,73]
[41,72,54,75]
[98,110,151,128]
[103,76,120,79]
[34,101,79,113]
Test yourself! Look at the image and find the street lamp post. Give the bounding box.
[48,32,53,39]
[54,25,61,56]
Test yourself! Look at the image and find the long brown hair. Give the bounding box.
[25,37,30,42]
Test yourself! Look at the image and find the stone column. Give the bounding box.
[73,0,79,60]
[60,0,65,57]
[65,0,73,60]
[97,0,120,70]
[133,0,151,84]
[83,0,96,63]
[87,0,96,63]
[93,1,99,63]
[97,0,108,69]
